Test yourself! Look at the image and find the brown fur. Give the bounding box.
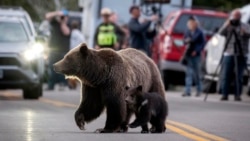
[53,43,166,133]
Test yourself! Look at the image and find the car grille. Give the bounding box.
[0,57,21,67]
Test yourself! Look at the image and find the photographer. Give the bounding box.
[128,5,158,56]
[45,10,70,90]
[182,16,206,97]
[219,9,250,101]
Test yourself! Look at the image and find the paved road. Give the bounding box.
[0,88,250,141]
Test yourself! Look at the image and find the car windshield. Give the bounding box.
[0,22,28,42]
[174,14,227,35]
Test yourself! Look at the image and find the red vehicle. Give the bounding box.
[152,9,228,89]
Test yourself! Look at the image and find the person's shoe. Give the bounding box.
[235,96,242,101]
[220,96,228,101]
[182,93,191,97]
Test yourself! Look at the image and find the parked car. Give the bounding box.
[204,5,250,93]
[0,16,44,99]
[153,9,228,89]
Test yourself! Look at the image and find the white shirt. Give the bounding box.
[70,29,85,49]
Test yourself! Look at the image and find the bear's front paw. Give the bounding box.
[74,111,85,130]
[95,128,114,133]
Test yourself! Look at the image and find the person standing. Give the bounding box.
[128,5,158,56]
[182,16,206,97]
[70,20,85,50]
[45,10,70,90]
[68,20,85,89]
[94,8,121,50]
[219,9,250,101]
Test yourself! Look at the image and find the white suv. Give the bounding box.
[0,11,44,99]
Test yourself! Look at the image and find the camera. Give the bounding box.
[230,19,240,26]
[60,16,65,20]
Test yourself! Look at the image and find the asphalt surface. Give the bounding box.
[0,87,250,141]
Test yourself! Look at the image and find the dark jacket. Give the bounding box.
[184,28,206,56]
[128,18,151,52]
[49,18,70,53]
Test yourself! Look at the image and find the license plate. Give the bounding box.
[0,70,3,79]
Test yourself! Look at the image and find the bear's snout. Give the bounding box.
[53,61,63,73]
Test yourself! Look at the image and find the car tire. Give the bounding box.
[23,84,42,99]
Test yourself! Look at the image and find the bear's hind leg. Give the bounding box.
[97,95,126,133]
[141,124,149,133]
[151,119,166,133]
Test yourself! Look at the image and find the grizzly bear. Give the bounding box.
[125,85,168,133]
[53,43,167,133]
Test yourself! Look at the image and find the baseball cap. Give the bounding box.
[101,8,112,16]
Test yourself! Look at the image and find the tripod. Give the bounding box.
[204,27,249,101]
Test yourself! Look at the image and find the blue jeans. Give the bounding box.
[185,55,202,94]
[48,52,68,89]
[221,56,246,97]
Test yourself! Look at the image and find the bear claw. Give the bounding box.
[79,123,85,130]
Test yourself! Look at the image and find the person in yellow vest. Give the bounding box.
[94,8,121,50]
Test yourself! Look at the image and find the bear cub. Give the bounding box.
[125,85,167,133]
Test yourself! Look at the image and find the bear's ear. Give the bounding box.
[136,85,143,92]
[79,43,88,55]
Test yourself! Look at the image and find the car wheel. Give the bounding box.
[23,84,42,99]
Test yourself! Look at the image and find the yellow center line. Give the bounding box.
[38,97,228,141]
[167,120,228,141]
[166,124,210,141]
[39,98,78,108]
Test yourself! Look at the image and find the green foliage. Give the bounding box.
[0,0,40,21]
[0,0,80,22]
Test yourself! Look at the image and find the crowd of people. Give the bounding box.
[44,6,250,102]
[44,6,159,91]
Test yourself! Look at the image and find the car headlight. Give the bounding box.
[211,36,219,46]
[23,43,44,61]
